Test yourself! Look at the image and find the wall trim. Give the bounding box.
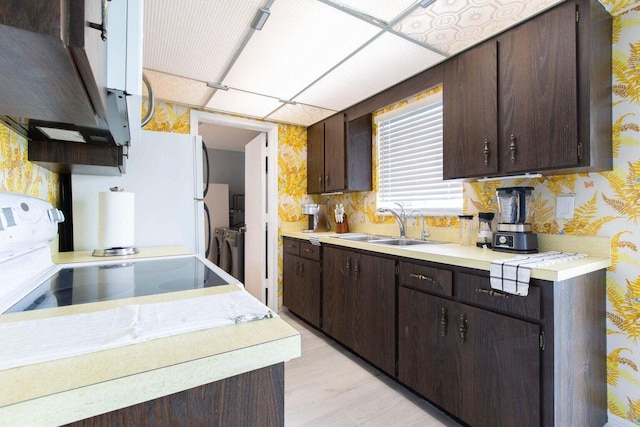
[189,111,279,313]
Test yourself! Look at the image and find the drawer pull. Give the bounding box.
[509,134,517,162]
[341,258,351,277]
[304,248,313,253]
[440,307,448,337]
[476,288,510,299]
[410,273,438,286]
[483,139,489,165]
[458,313,467,343]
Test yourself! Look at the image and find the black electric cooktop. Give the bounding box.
[6,256,231,313]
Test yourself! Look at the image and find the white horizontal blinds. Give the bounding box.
[376,93,463,213]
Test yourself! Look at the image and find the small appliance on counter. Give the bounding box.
[476,212,495,248]
[458,214,474,245]
[301,203,329,233]
[493,187,538,253]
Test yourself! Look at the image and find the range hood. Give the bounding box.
[0,1,131,147]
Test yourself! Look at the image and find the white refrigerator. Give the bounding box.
[71,130,205,255]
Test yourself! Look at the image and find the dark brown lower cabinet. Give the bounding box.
[398,287,540,427]
[284,254,321,327]
[65,363,284,427]
[283,238,322,328]
[285,241,606,426]
[322,246,396,375]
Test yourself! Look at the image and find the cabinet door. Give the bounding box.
[498,1,578,174]
[307,121,325,194]
[345,114,373,192]
[398,288,462,415]
[299,257,321,328]
[352,252,396,375]
[283,253,321,328]
[443,40,498,179]
[323,113,346,193]
[322,246,351,344]
[69,0,109,118]
[457,303,541,427]
[398,288,541,426]
[283,253,303,316]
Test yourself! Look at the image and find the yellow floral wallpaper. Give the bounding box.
[0,126,58,206]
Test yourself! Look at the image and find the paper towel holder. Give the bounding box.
[92,187,140,257]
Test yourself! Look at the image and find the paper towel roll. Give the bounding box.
[98,191,135,248]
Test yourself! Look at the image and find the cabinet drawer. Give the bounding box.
[283,238,299,256]
[399,262,453,297]
[300,241,321,261]
[456,272,541,320]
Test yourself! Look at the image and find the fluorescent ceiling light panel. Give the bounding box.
[223,0,380,100]
[205,89,282,118]
[296,32,445,111]
[143,0,264,82]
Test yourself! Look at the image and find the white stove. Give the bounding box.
[0,192,236,314]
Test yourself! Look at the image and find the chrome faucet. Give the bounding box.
[378,203,407,237]
[410,210,430,241]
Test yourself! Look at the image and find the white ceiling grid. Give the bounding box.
[143,0,568,127]
[222,0,381,100]
[295,31,446,111]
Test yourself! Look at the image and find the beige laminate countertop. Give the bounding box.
[281,231,611,282]
[0,247,301,426]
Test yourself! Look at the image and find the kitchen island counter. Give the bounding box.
[0,248,301,426]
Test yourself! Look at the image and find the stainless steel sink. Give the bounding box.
[370,238,439,246]
[334,235,446,245]
[334,234,387,241]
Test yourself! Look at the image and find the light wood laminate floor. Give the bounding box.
[281,311,462,427]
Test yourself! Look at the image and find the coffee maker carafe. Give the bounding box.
[301,203,329,232]
[493,187,538,253]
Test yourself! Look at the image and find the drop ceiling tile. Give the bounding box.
[144,69,214,107]
[205,89,282,119]
[295,32,445,112]
[222,0,381,100]
[143,0,263,82]
[266,103,336,127]
[393,0,564,55]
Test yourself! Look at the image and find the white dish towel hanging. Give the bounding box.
[490,251,587,296]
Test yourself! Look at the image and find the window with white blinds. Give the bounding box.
[375,91,463,214]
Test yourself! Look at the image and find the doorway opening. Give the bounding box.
[190,111,279,313]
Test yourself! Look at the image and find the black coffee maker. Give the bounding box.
[493,187,538,253]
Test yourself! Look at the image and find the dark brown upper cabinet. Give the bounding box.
[443,0,611,180]
[307,113,372,194]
